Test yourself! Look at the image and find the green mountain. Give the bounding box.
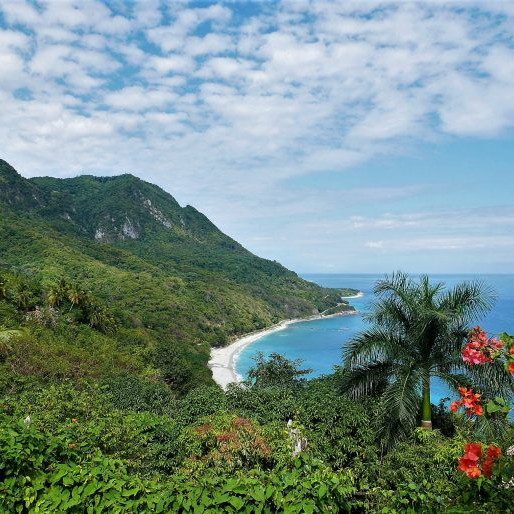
[0,159,356,389]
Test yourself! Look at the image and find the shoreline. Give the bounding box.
[340,291,364,299]
[208,293,363,389]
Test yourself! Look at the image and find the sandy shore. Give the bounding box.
[208,294,363,389]
[341,291,365,299]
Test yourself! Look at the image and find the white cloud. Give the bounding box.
[365,241,384,249]
[184,33,232,56]
[143,54,196,75]
[103,86,178,112]
[365,236,514,252]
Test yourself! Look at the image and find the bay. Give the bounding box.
[235,273,514,403]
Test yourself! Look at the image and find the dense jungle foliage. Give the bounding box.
[1,357,513,512]
[1,264,513,512]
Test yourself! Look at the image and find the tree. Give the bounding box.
[340,272,509,448]
[153,341,192,393]
[247,352,312,388]
[83,301,117,333]
[45,278,68,307]
[67,285,84,309]
[0,327,22,361]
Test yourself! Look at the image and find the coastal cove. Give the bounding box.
[211,274,514,402]
[208,302,361,390]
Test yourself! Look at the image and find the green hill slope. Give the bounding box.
[0,159,356,389]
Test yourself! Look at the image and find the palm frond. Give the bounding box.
[339,360,394,398]
[474,414,513,443]
[431,324,469,360]
[0,327,22,358]
[419,274,444,307]
[378,364,422,449]
[0,328,22,342]
[466,360,514,400]
[374,271,412,299]
[439,280,496,325]
[343,328,409,368]
[369,272,418,326]
[365,297,412,331]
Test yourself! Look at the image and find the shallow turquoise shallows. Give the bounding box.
[235,274,514,405]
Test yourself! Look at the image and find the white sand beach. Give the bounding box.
[208,294,363,389]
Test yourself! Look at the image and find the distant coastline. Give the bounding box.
[208,292,363,389]
[340,291,365,299]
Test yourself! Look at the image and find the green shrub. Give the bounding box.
[178,412,292,474]
[296,379,379,471]
[102,374,176,415]
[173,385,228,425]
[0,415,358,513]
[226,383,298,424]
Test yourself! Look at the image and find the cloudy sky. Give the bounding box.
[1,1,514,273]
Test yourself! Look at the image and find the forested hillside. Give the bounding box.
[0,159,356,389]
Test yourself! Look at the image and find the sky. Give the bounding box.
[1,1,514,273]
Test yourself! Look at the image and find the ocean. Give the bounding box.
[235,274,514,403]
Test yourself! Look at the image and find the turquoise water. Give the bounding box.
[236,274,514,403]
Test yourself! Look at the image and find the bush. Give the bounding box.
[173,385,228,425]
[246,352,311,388]
[296,379,379,471]
[102,374,175,415]
[364,429,462,511]
[0,415,358,513]
[178,412,292,474]
[226,383,298,424]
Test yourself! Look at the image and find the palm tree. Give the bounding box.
[67,285,84,311]
[46,286,61,307]
[0,327,22,361]
[340,272,511,447]
[45,278,69,307]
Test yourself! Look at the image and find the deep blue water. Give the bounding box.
[236,274,514,404]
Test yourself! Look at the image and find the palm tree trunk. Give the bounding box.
[421,373,432,429]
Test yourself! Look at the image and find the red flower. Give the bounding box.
[458,443,502,479]
[462,343,491,365]
[486,444,502,460]
[490,338,504,350]
[459,462,482,478]
[462,327,502,365]
[482,445,502,478]
[451,387,484,417]
[458,452,482,478]
[458,443,482,478]
[508,362,514,375]
[473,404,484,416]
[464,443,483,458]
[482,458,494,478]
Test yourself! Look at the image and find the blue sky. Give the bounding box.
[1,1,514,273]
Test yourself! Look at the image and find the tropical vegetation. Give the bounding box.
[340,272,512,448]
[0,161,513,512]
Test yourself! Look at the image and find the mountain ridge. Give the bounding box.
[0,159,357,388]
